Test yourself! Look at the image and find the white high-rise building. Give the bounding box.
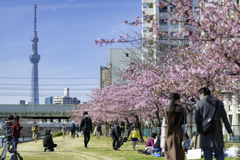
[53,88,80,105]
[142,0,199,38]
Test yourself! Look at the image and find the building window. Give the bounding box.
[159,19,167,25]
[170,7,175,12]
[159,7,168,12]
[126,53,129,57]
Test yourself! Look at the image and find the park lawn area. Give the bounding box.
[0,134,239,160]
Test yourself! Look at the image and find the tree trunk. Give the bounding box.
[136,115,144,141]
[190,110,193,139]
[155,111,162,128]
[194,129,198,149]
[125,117,131,137]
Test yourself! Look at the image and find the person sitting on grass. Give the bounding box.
[145,133,157,150]
[43,130,57,152]
[153,132,162,153]
[128,126,140,151]
[182,133,191,152]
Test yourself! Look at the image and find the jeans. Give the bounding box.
[111,134,117,150]
[133,141,137,150]
[12,137,19,150]
[154,148,162,153]
[203,147,224,160]
[77,131,79,137]
[84,131,90,148]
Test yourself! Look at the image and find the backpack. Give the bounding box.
[201,100,218,135]
[70,125,75,131]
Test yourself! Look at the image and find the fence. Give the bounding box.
[224,125,240,143]
[140,125,240,142]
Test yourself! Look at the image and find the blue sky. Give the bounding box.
[0,0,142,104]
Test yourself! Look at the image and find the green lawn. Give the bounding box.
[0,135,239,160]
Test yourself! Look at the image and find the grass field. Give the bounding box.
[0,134,239,160]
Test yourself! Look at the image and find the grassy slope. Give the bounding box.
[0,135,239,160]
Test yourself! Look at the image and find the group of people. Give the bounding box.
[161,88,234,160]
[108,87,234,160]
[4,87,235,160]
[5,115,23,151]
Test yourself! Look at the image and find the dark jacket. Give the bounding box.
[195,95,232,149]
[80,116,92,133]
[110,124,122,139]
[70,124,76,131]
[11,121,23,138]
[43,133,55,148]
[96,125,101,132]
[154,134,161,148]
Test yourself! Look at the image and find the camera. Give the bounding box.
[115,137,128,149]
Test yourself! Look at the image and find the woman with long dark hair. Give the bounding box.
[164,93,185,160]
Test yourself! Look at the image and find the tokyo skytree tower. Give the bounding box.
[29,4,40,104]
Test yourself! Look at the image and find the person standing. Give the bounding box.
[190,131,196,149]
[164,93,185,160]
[80,111,92,149]
[128,126,140,151]
[195,88,234,160]
[11,115,23,150]
[153,132,161,153]
[110,121,125,151]
[96,125,101,139]
[32,122,40,143]
[62,124,66,138]
[70,123,76,139]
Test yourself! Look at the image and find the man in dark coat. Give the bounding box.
[43,130,57,152]
[80,111,92,149]
[70,123,76,139]
[110,121,125,151]
[195,88,234,160]
[11,115,23,150]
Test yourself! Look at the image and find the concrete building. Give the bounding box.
[141,0,199,62]
[52,88,80,105]
[223,94,240,125]
[108,49,142,84]
[45,97,53,104]
[100,65,111,89]
[19,100,25,105]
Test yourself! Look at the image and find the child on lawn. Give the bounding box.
[129,126,140,151]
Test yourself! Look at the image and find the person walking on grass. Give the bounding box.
[164,93,185,160]
[80,111,92,149]
[32,122,40,143]
[110,121,125,151]
[62,124,66,138]
[70,123,76,139]
[128,126,140,151]
[11,115,23,150]
[96,125,101,139]
[195,88,234,160]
